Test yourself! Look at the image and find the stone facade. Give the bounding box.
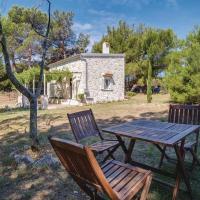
[49,59,86,99]
[48,53,125,104]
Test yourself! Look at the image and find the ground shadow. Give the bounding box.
[0,109,200,200]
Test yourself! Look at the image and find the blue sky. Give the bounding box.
[1,0,200,51]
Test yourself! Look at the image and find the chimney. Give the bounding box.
[102,42,110,54]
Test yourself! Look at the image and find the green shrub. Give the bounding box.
[78,93,85,102]
[164,27,200,104]
[164,44,200,104]
[126,91,136,97]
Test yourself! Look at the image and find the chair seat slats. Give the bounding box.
[103,160,151,200]
[50,138,152,200]
[90,140,119,153]
[104,164,120,177]
[106,167,127,183]
[118,173,145,199]
[109,168,132,188]
[113,171,138,192]
[102,162,115,173]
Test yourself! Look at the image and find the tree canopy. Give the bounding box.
[0,5,89,90]
[92,21,177,84]
[1,6,90,70]
[16,66,72,85]
[164,27,200,103]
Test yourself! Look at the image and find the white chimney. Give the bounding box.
[102,42,110,54]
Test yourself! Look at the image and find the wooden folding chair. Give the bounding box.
[49,136,152,200]
[159,104,200,168]
[67,109,121,163]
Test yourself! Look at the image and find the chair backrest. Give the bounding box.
[168,104,200,125]
[67,109,102,142]
[49,137,119,199]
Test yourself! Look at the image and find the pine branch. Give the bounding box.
[0,19,33,99]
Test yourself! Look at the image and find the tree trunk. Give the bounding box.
[147,60,152,103]
[0,0,51,151]
[28,47,32,67]
[29,97,39,151]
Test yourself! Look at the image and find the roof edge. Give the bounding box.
[48,54,81,69]
[48,53,125,69]
[81,53,125,58]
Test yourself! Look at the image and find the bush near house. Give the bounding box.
[78,93,85,102]
[126,91,136,97]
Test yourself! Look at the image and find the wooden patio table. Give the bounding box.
[102,119,200,200]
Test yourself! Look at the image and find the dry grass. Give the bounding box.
[0,94,200,200]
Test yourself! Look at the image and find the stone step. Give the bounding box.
[61,99,80,106]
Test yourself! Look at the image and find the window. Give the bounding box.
[102,77,113,90]
[104,78,111,90]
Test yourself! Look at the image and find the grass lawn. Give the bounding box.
[0,94,200,200]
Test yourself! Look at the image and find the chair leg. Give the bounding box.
[190,148,200,167]
[140,174,152,200]
[91,189,102,200]
[102,144,121,163]
[76,181,101,200]
[108,150,115,160]
[159,146,166,168]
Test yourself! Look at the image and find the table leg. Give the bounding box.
[173,140,193,200]
[193,129,200,167]
[172,145,181,200]
[195,129,199,153]
[125,139,136,163]
[115,135,128,154]
[155,144,171,160]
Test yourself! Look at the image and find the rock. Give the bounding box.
[14,154,34,166]
[33,154,60,168]
[17,163,27,170]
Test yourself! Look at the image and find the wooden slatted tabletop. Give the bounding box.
[103,119,200,200]
[102,120,200,146]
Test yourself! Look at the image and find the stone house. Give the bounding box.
[47,43,125,105]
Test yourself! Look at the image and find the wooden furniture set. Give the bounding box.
[49,104,200,200]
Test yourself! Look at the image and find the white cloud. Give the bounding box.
[87,31,103,52]
[73,22,93,32]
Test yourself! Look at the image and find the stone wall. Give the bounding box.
[86,56,125,103]
[48,54,125,103]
